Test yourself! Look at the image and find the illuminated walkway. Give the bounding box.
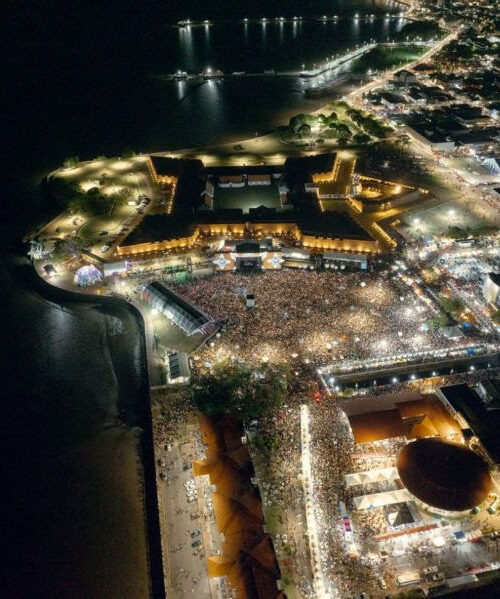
[300,404,333,599]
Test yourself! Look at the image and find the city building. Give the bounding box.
[393,69,417,85]
[342,394,494,515]
[438,382,500,466]
[117,153,399,258]
[194,414,285,599]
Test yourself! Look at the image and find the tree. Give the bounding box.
[398,20,442,41]
[328,111,338,122]
[191,361,253,417]
[398,134,411,147]
[121,147,135,159]
[337,135,350,147]
[334,123,351,136]
[67,197,86,214]
[49,176,85,212]
[256,363,289,415]
[85,187,107,215]
[298,123,312,139]
[353,133,371,145]
[427,313,450,331]
[394,590,424,599]
[109,187,132,204]
[289,114,306,131]
[446,225,469,239]
[334,123,352,145]
[51,239,80,263]
[63,156,79,168]
[439,295,464,316]
[191,360,288,421]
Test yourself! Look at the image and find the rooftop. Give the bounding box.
[439,383,500,463]
[487,272,500,287]
[397,438,491,512]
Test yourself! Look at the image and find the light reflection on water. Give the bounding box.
[154,15,406,150]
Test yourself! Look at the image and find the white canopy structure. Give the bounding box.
[345,467,398,488]
[353,489,411,510]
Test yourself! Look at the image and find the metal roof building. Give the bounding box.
[139,281,211,336]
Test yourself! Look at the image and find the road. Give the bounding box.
[347,28,459,100]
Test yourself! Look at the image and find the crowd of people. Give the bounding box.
[151,387,192,453]
[143,262,500,598]
[307,399,382,596]
[170,269,470,372]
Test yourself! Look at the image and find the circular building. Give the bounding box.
[397,438,491,512]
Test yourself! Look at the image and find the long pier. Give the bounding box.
[174,13,408,30]
[161,41,433,84]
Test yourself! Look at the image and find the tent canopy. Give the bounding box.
[353,489,410,510]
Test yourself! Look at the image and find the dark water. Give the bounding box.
[1,256,159,598]
[2,1,406,597]
[5,0,406,236]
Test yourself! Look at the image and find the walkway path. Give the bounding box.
[300,404,334,599]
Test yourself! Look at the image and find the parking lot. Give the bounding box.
[159,432,212,597]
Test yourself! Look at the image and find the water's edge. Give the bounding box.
[22,259,165,599]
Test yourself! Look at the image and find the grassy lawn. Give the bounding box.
[350,44,427,74]
[214,184,283,213]
[78,203,136,241]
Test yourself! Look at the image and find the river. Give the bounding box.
[2,1,408,597]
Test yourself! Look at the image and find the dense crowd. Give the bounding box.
[151,387,192,451]
[145,264,500,598]
[171,270,468,371]
[308,400,380,596]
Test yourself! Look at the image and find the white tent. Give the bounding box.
[345,467,398,488]
[353,489,411,510]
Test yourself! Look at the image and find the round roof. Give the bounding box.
[397,438,491,512]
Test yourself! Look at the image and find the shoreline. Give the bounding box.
[24,259,166,599]
[25,2,450,595]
